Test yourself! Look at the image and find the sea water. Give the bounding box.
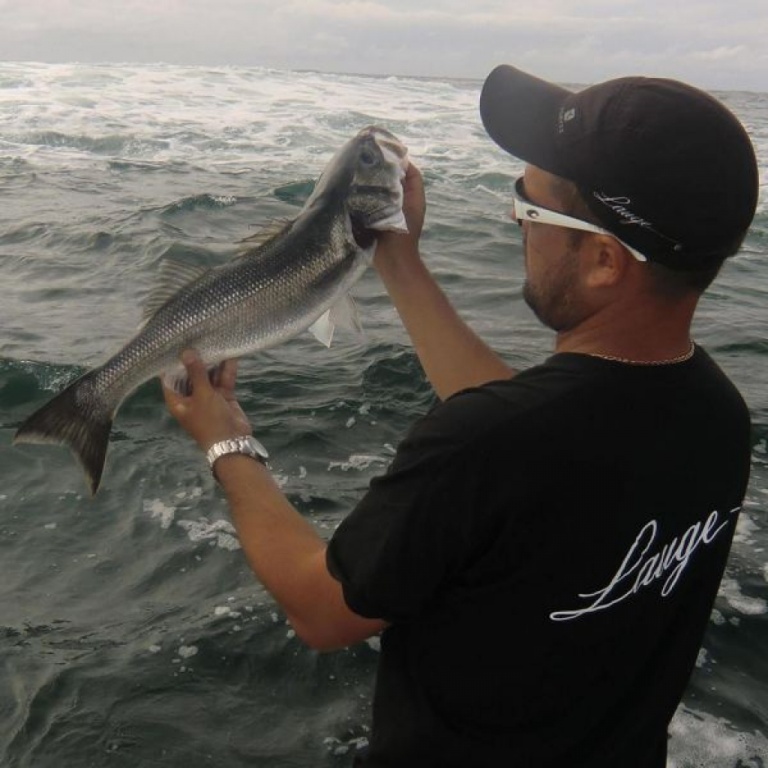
[0,62,766,767]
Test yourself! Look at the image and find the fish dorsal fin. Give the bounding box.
[237,218,293,247]
[307,295,364,348]
[141,258,209,322]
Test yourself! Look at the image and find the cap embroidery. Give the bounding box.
[592,192,653,229]
[557,107,576,134]
[592,191,684,254]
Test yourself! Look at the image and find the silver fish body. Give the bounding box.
[14,126,409,494]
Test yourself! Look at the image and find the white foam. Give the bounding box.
[710,609,726,626]
[668,706,768,766]
[734,512,760,545]
[272,473,290,489]
[176,518,241,551]
[365,636,381,652]
[323,736,369,757]
[178,645,198,659]
[718,577,768,616]
[144,498,176,529]
[328,453,389,472]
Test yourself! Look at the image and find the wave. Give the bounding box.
[272,179,314,206]
[0,358,82,405]
[158,193,239,217]
[0,359,164,432]
[107,159,193,174]
[0,155,35,171]
[9,130,171,157]
[0,340,431,423]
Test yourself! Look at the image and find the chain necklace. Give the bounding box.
[588,341,696,366]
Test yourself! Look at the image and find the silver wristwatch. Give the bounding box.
[205,435,269,478]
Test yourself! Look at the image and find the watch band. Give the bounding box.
[206,435,269,479]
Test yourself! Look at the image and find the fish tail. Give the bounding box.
[13,370,113,496]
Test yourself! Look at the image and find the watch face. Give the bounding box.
[243,435,269,461]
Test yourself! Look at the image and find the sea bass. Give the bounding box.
[14,125,409,495]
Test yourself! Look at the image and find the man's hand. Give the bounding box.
[162,352,386,651]
[374,161,426,265]
[162,350,251,451]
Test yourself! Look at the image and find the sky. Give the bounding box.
[0,0,766,92]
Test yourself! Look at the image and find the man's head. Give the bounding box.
[480,65,759,274]
[516,165,628,332]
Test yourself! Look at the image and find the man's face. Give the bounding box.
[517,166,591,332]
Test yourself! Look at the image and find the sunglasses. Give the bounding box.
[512,177,647,263]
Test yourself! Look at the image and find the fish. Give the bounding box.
[14,125,409,495]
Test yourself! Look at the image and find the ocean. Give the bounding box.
[0,61,766,767]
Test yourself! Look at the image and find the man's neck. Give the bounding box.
[554,295,698,364]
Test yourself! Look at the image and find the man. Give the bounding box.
[163,65,759,766]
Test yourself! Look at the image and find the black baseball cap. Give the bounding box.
[480,64,759,270]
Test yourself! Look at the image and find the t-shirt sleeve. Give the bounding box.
[326,392,496,622]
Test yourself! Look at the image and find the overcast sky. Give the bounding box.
[1,0,766,91]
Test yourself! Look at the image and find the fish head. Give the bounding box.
[307,125,409,247]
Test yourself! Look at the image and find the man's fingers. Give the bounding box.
[208,362,225,388]
[219,359,239,393]
[181,349,212,393]
[404,160,423,189]
[199,359,238,392]
[161,377,189,417]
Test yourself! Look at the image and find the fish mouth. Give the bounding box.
[351,203,406,248]
[352,219,377,249]
[360,125,409,163]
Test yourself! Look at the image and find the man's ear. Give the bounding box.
[581,234,632,290]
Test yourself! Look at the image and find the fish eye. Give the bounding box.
[359,147,378,167]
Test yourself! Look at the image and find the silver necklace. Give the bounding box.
[589,341,695,366]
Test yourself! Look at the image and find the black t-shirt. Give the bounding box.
[327,347,751,767]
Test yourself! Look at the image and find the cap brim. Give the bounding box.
[480,65,570,174]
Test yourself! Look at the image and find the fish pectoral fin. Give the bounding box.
[308,310,335,348]
[141,258,210,322]
[307,296,364,348]
[329,294,363,335]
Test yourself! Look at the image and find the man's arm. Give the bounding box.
[161,162,509,649]
[163,353,387,651]
[374,162,515,401]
